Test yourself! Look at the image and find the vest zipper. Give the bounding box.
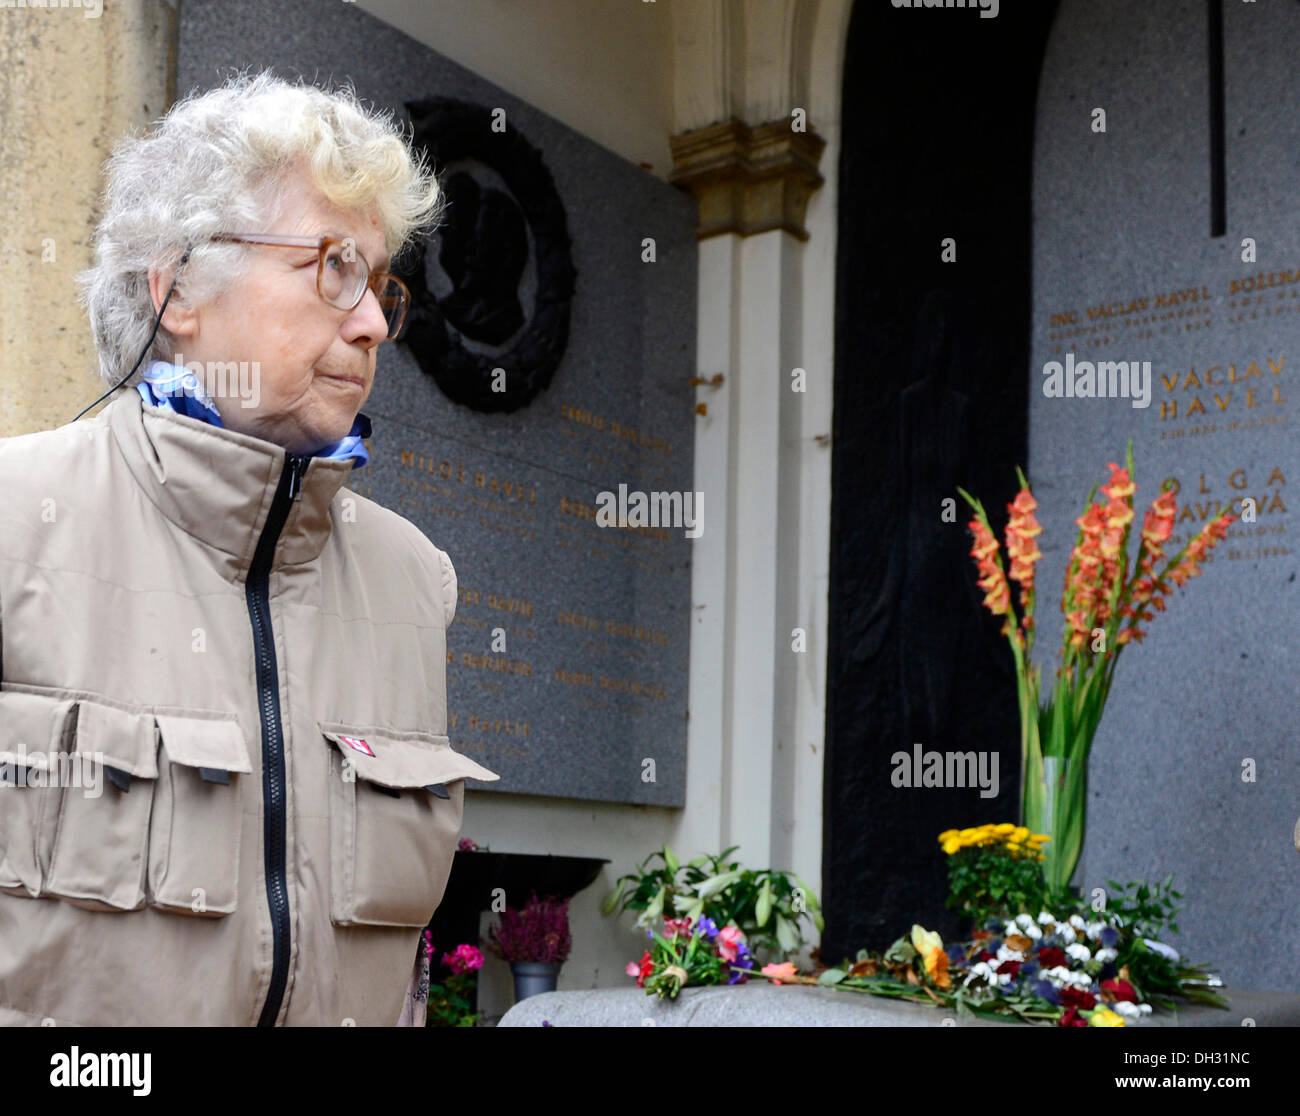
[248,451,309,1027]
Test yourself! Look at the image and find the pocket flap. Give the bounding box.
[75,702,160,779]
[154,714,252,774]
[319,725,499,789]
[0,690,75,770]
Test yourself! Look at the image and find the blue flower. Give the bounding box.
[1099,927,1119,948]
[696,915,719,941]
[727,942,756,984]
[1020,960,1040,980]
[946,944,965,964]
[727,948,755,985]
[1033,979,1060,1005]
[647,929,654,939]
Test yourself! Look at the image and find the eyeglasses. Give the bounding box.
[210,233,410,341]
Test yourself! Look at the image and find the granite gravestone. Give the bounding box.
[178,0,696,805]
[1029,0,1300,989]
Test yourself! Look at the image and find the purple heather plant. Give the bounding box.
[488,891,572,964]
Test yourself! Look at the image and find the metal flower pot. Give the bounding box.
[510,961,562,1002]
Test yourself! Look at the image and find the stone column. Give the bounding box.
[0,0,176,438]
[670,117,826,873]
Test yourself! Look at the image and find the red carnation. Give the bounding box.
[974,949,996,964]
[1101,978,1138,1004]
[1059,986,1097,1011]
[1036,947,1067,969]
[995,960,1022,978]
[1058,1006,1089,1028]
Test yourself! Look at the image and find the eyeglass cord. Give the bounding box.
[69,247,194,424]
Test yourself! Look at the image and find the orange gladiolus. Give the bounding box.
[1102,463,1136,502]
[1140,489,1177,568]
[1005,486,1043,612]
[962,448,1235,897]
[969,517,1012,618]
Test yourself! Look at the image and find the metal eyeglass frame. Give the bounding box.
[209,232,410,340]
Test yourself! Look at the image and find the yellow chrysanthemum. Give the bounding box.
[1088,1008,1126,1028]
[993,823,1016,835]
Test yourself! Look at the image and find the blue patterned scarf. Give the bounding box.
[136,360,372,468]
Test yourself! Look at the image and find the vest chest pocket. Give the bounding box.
[147,713,250,917]
[320,724,498,927]
[0,694,249,917]
[44,701,160,912]
[0,691,77,898]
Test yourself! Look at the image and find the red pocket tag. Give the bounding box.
[339,735,375,757]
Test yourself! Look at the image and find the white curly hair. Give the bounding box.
[77,68,444,388]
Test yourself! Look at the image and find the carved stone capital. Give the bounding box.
[668,117,827,241]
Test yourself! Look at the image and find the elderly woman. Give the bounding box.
[0,71,496,1026]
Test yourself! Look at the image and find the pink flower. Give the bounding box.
[761,962,798,985]
[716,924,745,962]
[629,950,654,988]
[662,917,694,940]
[442,943,485,974]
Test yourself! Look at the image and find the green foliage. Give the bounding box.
[1094,876,1224,1009]
[945,843,1063,929]
[640,926,726,1000]
[425,973,481,1028]
[1101,875,1181,940]
[601,844,823,960]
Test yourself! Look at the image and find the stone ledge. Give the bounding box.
[498,983,1300,1027]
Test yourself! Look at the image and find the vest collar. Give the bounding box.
[107,388,355,579]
